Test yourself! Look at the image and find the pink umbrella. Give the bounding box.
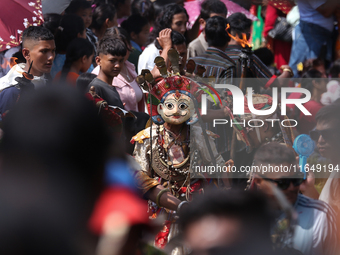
[0,0,44,52]
[184,0,257,28]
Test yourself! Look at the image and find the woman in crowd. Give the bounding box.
[65,1,93,30]
[65,1,96,53]
[92,0,132,24]
[263,0,294,67]
[121,14,150,71]
[51,14,86,78]
[113,0,132,24]
[91,4,117,41]
[54,38,94,86]
[131,0,155,28]
[65,1,97,71]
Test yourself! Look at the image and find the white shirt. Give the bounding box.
[319,171,340,213]
[137,42,160,75]
[0,63,47,91]
[284,194,338,255]
[187,32,208,59]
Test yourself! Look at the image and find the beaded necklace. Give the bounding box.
[155,125,190,174]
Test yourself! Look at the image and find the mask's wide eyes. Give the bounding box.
[178,102,188,110]
[165,102,174,110]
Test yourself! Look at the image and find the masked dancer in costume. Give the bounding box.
[131,52,230,253]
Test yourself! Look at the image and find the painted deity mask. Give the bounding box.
[157,91,195,125]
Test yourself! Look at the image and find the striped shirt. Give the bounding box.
[280,194,338,255]
[225,45,273,80]
[191,47,236,85]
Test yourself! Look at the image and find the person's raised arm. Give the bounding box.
[186,17,200,44]
[151,28,172,78]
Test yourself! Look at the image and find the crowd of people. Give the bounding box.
[0,0,340,254]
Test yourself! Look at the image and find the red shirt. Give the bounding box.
[53,71,79,86]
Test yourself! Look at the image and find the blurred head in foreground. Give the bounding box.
[0,86,112,255]
[178,190,274,255]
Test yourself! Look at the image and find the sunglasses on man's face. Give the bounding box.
[309,129,336,142]
[261,175,304,190]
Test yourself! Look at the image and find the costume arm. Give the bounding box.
[133,149,182,211]
[134,170,181,211]
[132,131,183,210]
[134,171,160,194]
[133,137,155,194]
[145,184,181,211]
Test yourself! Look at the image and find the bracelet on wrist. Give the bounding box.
[283,68,293,77]
[156,189,170,208]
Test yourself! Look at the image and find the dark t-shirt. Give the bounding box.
[87,78,124,109]
[0,86,20,116]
